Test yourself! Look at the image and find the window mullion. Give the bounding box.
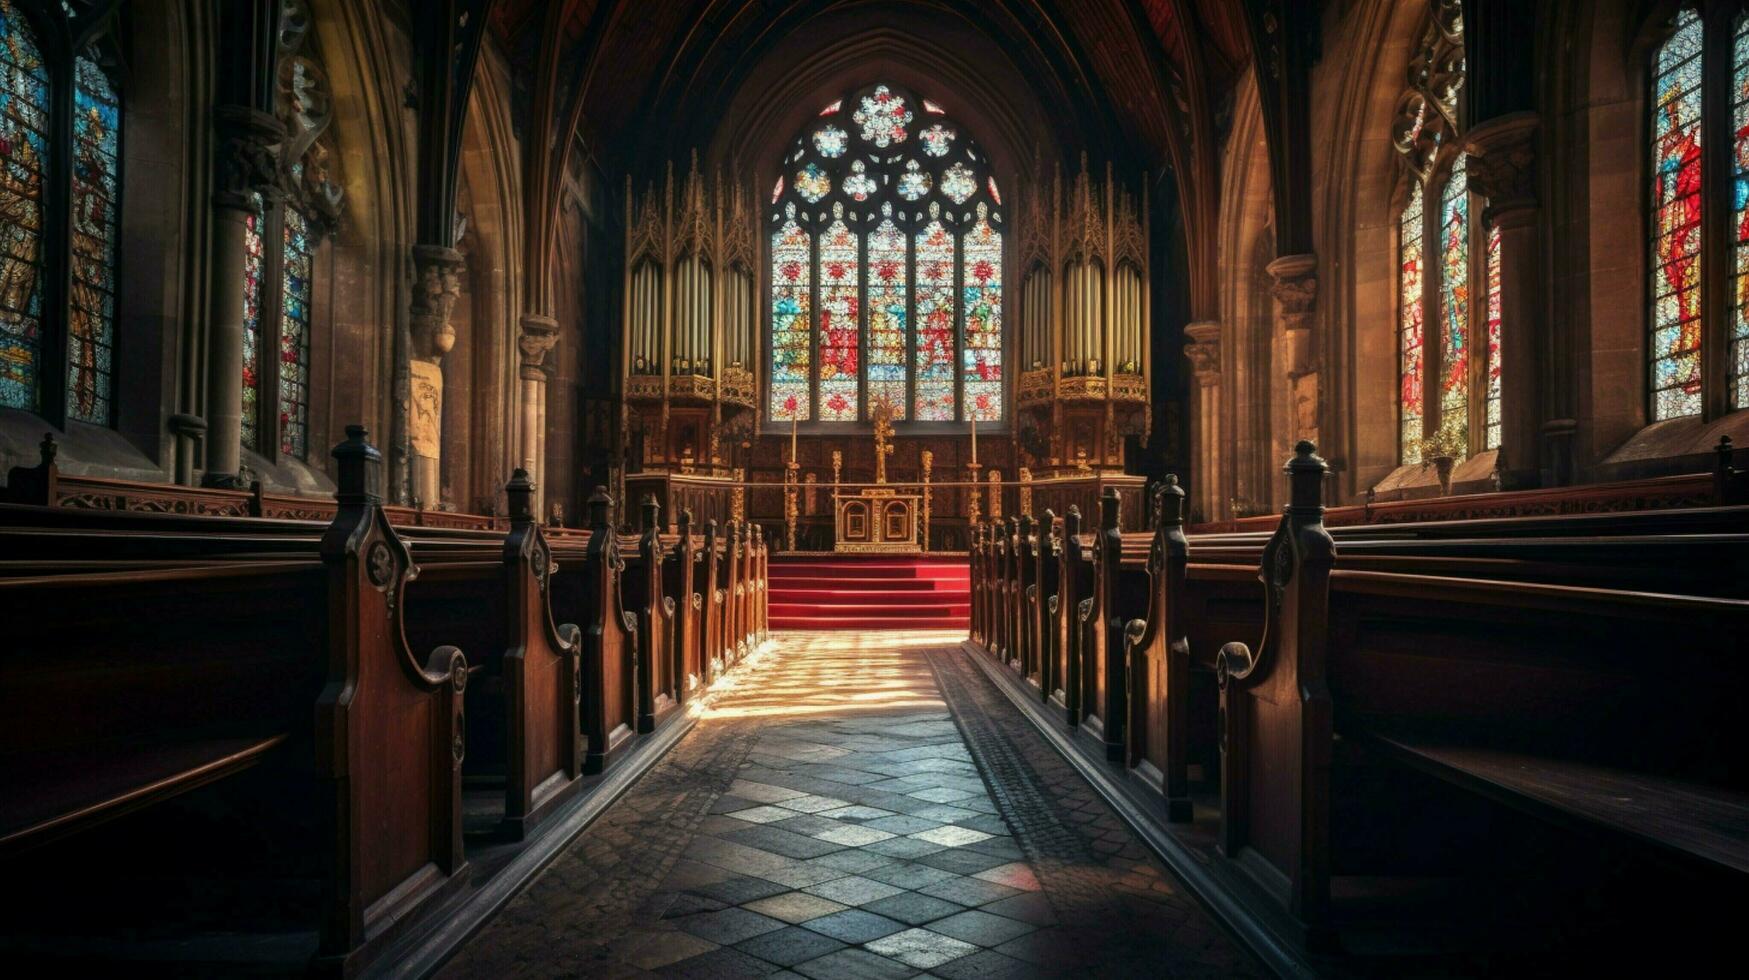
[954,221,966,421]
[906,227,917,420]
[259,192,289,463]
[858,222,869,418]
[810,221,820,423]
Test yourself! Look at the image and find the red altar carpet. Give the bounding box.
[767,555,970,631]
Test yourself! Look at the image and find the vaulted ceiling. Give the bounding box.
[486,0,1253,179]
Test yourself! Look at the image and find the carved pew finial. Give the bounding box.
[641,494,661,533]
[1100,486,1121,533]
[1158,474,1185,527]
[1286,440,1327,514]
[506,468,536,524]
[587,487,613,529]
[332,425,383,504]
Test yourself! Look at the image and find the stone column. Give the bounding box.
[1466,112,1542,487]
[203,107,284,488]
[1183,321,1222,522]
[408,245,465,508]
[518,313,560,514]
[1267,253,1320,462]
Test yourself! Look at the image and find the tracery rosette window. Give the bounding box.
[767,82,1004,424]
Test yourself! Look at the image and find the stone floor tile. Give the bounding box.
[802,874,907,907]
[863,814,944,835]
[772,812,852,837]
[927,948,1035,980]
[730,779,808,803]
[620,928,719,970]
[672,906,788,946]
[690,874,792,906]
[793,946,920,980]
[906,786,979,804]
[969,862,1040,892]
[863,862,961,890]
[924,910,1037,948]
[799,908,908,944]
[809,849,894,874]
[913,848,1010,876]
[819,804,897,822]
[908,825,992,847]
[775,794,851,813]
[663,944,780,979]
[742,891,850,924]
[734,924,849,967]
[917,876,1022,908]
[815,824,898,846]
[977,892,1057,926]
[724,803,801,824]
[905,804,981,824]
[861,890,967,926]
[722,823,848,860]
[863,836,948,859]
[864,927,980,969]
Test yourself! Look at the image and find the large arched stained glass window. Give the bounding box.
[0,2,49,412]
[768,82,1004,423]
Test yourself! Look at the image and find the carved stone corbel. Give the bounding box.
[1183,321,1221,387]
[1266,253,1318,378]
[1465,112,1538,225]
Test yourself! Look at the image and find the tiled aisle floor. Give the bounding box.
[440,633,1258,978]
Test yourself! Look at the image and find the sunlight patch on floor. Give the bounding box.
[698,630,959,720]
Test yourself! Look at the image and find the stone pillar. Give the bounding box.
[409,245,464,509]
[1183,321,1222,522]
[1466,112,1542,487]
[1267,254,1320,464]
[204,107,284,488]
[518,313,560,514]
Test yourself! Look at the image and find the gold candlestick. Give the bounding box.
[790,417,798,463]
[970,416,978,466]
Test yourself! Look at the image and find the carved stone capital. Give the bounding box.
[1464,112,1539,221]
[212,105,286,211]
[1266,253,1318,335]
[410,245,466,361]
[518,313,560,375]
[1182,320,1222,387]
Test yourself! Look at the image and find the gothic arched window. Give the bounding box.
[768,83,1004,424]
[1393,0,1499,464]
[0,1,122,424]
[239,1,341,461]
[1641,7,1749,422]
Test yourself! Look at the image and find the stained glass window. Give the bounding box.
[1485,225,1503,450]
[867,218,907,418]
[68,56,118,424]
[1438,155,1470,442]
[1399,180,1426,464]
[816,217,859,421]
[769,212,811,420]
[1651,8,1705,420]
[769,82,1003,425]
[0,0,48,411]
[962,210,1002,421]
[914,220,956,420]
[280,207,313,458]
[241,196,265,451]
[1733,12,1749,409]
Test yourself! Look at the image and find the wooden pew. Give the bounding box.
[623,496,677,734]
[699,520,727,682]
[666,510,703,701]
[1213,442,1749,949]
[1032,511,1062,701]
[0,426,467,975]
[396,470,583,841]
[548,490,638,775]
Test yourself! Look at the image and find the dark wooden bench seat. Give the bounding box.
[1364,735,1749,876]
[1,734,292,858]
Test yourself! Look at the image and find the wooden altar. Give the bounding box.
[834,488,921,553]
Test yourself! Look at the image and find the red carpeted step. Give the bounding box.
[767,555,970,631]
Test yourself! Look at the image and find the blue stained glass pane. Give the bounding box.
[280,207,313,457]
[0,0,49,411]
[241,196,264,451]
[69,56,120,424]
[1651,8,1705,420]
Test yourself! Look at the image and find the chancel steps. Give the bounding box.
[768,556,970,630]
